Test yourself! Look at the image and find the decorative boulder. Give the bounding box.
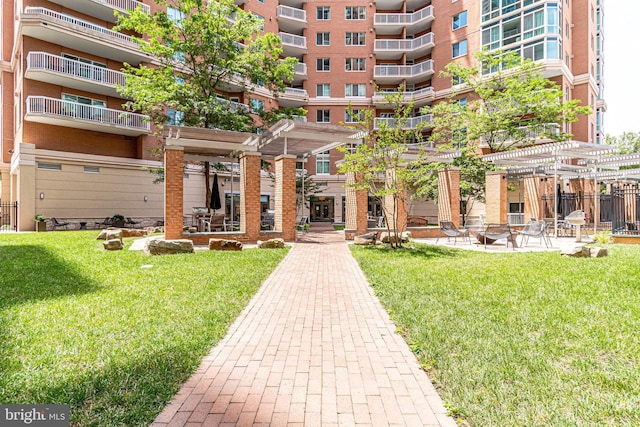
[380,231,412,244]
[561,247,585,257]
[209,239,243,251]
[96,228,123,242]
[144,239,194,255]
[583,246,608,258]
[354,233,377,245]
[257,238,285,249]
[103,239,124,251]
[121,228,148,238]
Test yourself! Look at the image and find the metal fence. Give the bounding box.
[611,185,640,235]
[0,201,18,232]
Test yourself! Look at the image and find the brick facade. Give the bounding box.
[485,171,508,224]
[344,171,368,240]
[274,155,297,241]
[240,152,262,241]
[437,168,461,228]
[523,175,542,220]
[165,146,185,240]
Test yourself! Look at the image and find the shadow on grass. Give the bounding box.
[352,242,474,260]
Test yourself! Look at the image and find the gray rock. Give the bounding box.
[209,238,243,251]
[103,239,124,251]
[96,228,123,242]
[144,239,194,255]
[562,247,585,257]
[121,228,148,238]
[584,246,608,258]
[354,233,377,245]
[380,231,412,244]
[257,238,286,249]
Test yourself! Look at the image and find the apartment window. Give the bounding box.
[253,13,265,31]
[316,150,330,174]
[316,6,330,20]
[316,109,331,123]
[316,84,330,97]
[456,97,468,107]
[565,22,569,38]
[345,57,366,71]
[345,83,366,97]
[316,32,330,46]
[84,166,100,174]
[316,58,330,71]
[345,109,364,123]
[452,11,468,30]
[345,32,366,46]
[345,6,366,20]
[61,54,106,80]
[523,9,544,40]
[167,6,184,26]
[62,94,106,119]
[452,40,468,58]
[167,109,185,126]
[250,98,265,113]
[37,162,62,171]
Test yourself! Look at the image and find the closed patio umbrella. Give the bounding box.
[210,173,222,212]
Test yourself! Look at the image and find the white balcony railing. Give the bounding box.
[26,96,150,132]
[27,52,127,87]
[103,0,150,13]
[284,87,307,96]
[480,123,561,146]
[374,6,434,26]
[374,114,433,130]
[294,62,307,75]
[507,213,525,225]
[277,5,306,22]
[374,60,434,79]
[213,98,249,113]
[23,7,137,46]
[374,33,434,52]
[373,86,435,103]
[278,32,307,49]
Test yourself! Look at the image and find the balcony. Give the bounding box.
[374,114,433,130]
[20,7,150,66]
[277,5,307,33]
[279,0,307,7]
[214,98,249,113]
[374,60,434,84]
[47,0,149,23]
[374,33,434,60]
[479,123,561,147]
[372,86,435,107]
[278,87,309,107]
[278,32,307,56]
[25,96,150,136]
[374,6,434,35]
[26,52,127,98]
[293,62,307,82]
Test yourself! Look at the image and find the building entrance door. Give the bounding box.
[310,196,334,222]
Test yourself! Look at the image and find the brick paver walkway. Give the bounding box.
[152,228,456,426]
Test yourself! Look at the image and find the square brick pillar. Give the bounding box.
[570,178,595,223]
[240,152,262,241]
[485,171,508,224]
[274,154,297,241]
[437,168,461,228]
[344,171,369,240]
[164,146,184,240]
[384,168,408,231]
[523,176,542,220]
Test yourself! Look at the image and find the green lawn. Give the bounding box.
[351,244,640,427]
[0,231,287,426]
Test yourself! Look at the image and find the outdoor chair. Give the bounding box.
[297,216,309,232]
[51,217,69,230]
[95,217,113,229]
[463,217,485,242]
[476,223,517,250]
[125,217,141,228]
[202,214,225,232]
[518,220,551,248]
[436,220,469,245]
[561,210,590,239]
[261,212,275,230]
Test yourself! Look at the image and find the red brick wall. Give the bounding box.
[344,171,368,239]
[485,171,508,224]
[274,155,297,241]
[437,168,461,227]
[240,152,262,241]
[164,147,184,240]
[523,176,542,220]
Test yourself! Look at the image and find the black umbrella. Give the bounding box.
[557,183,563,218]
[210,173,222,212]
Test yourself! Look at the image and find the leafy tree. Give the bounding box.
[338,92,425,248]
[295,173,325,218]
[115,0,298,206]
[605,132,640,154]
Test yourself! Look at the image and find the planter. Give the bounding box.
[36,221,47,232]
[112,219,125,228]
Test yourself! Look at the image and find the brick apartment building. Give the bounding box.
[0,0,604,231]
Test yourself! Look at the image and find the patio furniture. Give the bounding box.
[125,217,141,228]
[94,217,113,229]
[436,220,469,245]
[202,214,225,232]
[476,223,517,250]
[518,220,551,248]
[297,216,309,232]
[561,210,590,240]
[261,212,275,230]
[463,217,485,242]
[51,217,69,230]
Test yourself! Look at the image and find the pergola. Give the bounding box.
[162,120,362,243]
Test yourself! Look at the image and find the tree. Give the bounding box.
[605,132,640,154]
[338,92,424,248]
[115,0,298,207]
[295,173,325,218]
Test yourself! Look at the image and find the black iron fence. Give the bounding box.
[611,185,640,235]
[0,201,18,232]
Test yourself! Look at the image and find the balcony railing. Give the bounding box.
[373,86,435,103]
[27,52,127,87]
[214,98,249,112]
[102,0,150,13]
[374,114,432,130]
[284,87,307,96]
[24,7,136,44]
[374,6,434,26]
[26,96,150,133]
[374,33,434,52]
[480,123,561,146]
[374,60,434,79]
[278,32,307,49]
[48,0,149,23]
[277,5,306,22]
[294,62,307,75]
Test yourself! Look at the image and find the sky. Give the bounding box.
[602,2,640,137]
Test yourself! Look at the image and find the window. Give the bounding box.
[316,58,330,71]
[316,109,331,123]
[345,32,366,46]
[316,84,330,97]
[456,97,468,107]
[452,11,468,29]
[345,83,366,97]
[452,40,468,58]
[345,109,364,123]
[316,6,330,20]
[62,93,106,119]
[167,6,184,26]
[345,57,366,71]
[61,54,106,80]
[316,151,330,174]
[523,9,544,40]
[345,6,366,20]
[167,109,185,126]
[84,166,100,174]
[37,162,62,171]
[253,13,265,31]
[250,98,265,113]
[316,32,330,46]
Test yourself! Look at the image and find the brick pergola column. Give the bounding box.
[239,152,261,241]
[274,154,297,241]
[523,175,542,220]
[485,171,508,224]
[344,171,369,240]
[164,146,184,240]
[437,168,461,228]
[384,168,407,231]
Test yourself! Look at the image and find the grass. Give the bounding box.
[0,231,288,426]
[350,243,640,427]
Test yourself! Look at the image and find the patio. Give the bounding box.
[414,233,591,253]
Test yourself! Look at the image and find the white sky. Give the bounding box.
[602,1,640,137]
